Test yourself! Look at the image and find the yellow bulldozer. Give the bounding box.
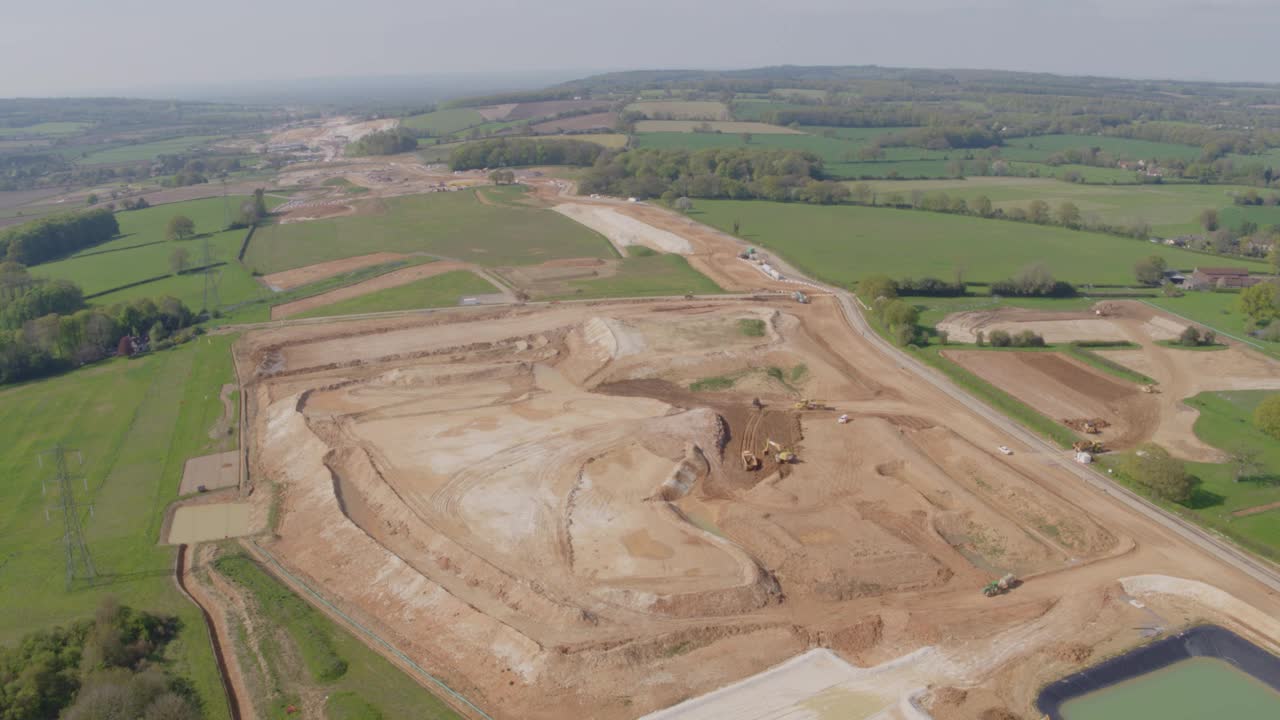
[1073,440,1105,454]
[792,398,817,411]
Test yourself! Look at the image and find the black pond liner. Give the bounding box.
[1036,625,1280,719]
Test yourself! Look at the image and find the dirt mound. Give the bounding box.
[938,307,1129,344]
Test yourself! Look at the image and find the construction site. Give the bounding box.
[207,186,1280,719]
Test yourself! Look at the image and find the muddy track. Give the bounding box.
[174,544,245,720]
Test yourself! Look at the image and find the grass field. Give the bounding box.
[1219,204,1280,232]
[32,196,268,309]
[215,551,462,720]
[245,189,615,274]
[402,108,485,135]
[1104,390,1280,561]
[998,134,1204,163]
[552,253,724,300]
[1146,292,1280,359]
[634,120,802,135]
[294,270,496,319]
[689,200,1264,286]
[1,121,92,136]
[0,335,242,719]
[625,101,729,120]
[856,177,1258,236]
[80,135,225,165]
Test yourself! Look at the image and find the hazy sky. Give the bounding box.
[3,0,1278,97]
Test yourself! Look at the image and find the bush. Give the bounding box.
[1180,325,1201,346]
[1255,395,1280,440]
[1012,330,1046,347]
[989,330,1012,347]
[896,276,966,297]
[1123,443,1197,504]
[859,275,898,302]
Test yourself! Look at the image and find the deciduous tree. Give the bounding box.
[1255,395,1280,440]
[1134,255,1168,285]
[164,215,194,241]
[1123,443,1196,503]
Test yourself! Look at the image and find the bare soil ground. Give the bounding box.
[269,261,490,319]
[941,302,1280,461]
[167,503,253,544]
[505,100,612,120]
[261,253,409,291]
[235,293,1153,720]
[180,451,241,495]
[945,351,1160,449]
[226,188,1280,719]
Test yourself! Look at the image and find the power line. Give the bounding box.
[37,445,96,589]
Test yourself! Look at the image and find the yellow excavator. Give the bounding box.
[742,450,761,471]
[763,439,796,464]
[1073,440,1105,454]
[792,398,819,411]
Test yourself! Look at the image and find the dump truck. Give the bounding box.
[983,573,1018,597]
[791,290,810,304]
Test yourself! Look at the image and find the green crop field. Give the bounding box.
[245,189,615,274]
[998,134,1203,162]
[33,196,269,309]
[688,200,1264,286]
[294,270,497,319]
[402,108,485,135]
[625,100,729,119]
[634,120,802,135]
[80,135,225,164]
[855,177,1259,236]
[0,335,243,720]
[552,253,724,300]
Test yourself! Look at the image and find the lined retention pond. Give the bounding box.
[1037,626,1280,720]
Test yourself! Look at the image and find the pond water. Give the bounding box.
[1061,656,1280,720]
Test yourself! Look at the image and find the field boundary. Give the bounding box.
[1140,300,1264,351]
[173,544,241,720]
[246,539,494,720]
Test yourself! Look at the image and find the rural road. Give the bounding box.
[750,243,1280,596]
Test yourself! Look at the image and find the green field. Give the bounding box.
[1146,293,1280,360]
[998,134,1204,163]
[402,108,485,135]
[1101,390,1280,561]
[0,121,92,136]
[0,335,242,719]
[245,189,615,274]
[294,270,496,319]
[1220,204,1280,232]
[856,177,1258,236]
[215,552,462,720]
[689,200,1264,286]
[79,135,225,164]
[32,196,268,309]
[553,253,724,300]
[626,100,729,119]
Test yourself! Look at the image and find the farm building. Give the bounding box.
[1186,266,1262,290]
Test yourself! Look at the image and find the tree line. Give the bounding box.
[0,262,197,385]
[0,209,118,266]
[347,128,418,156]
[0,596,202,720]
[449,138,606,171]
[578,147,850,203]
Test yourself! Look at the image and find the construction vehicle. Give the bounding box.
[791,290,810,304]
[983,573,1018,597]
[1082,421,1101,435]
[837,414,850,424]
[792,398,818,411]
[763,439,796,464]
[741,450,761,471]
[1073,440,1105,454]
[1140,384,1158,394]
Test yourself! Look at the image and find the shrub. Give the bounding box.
[989,330,1012,347]
[1123,443,1197,504]
[1255,395,1280,440]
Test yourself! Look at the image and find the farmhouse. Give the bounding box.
[1186,266,1261,290]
